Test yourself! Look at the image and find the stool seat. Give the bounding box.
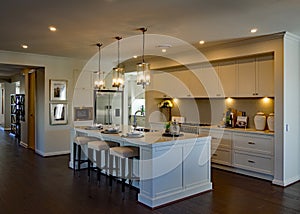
[110,146,139,158]
[88,141,119,151]
[74,136,99,145]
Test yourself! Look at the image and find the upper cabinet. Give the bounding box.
[256,55,274,97]
[237,55,274,97]
[218,61,238,97]
[151,54,274,99]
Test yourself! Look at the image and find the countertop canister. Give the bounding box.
[254,112,266,131]
[267,113,274,132]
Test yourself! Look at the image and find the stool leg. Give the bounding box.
[88,148,93,182]
[78,145,82,177]
[121,158,126,200]
[96,150,101,186]
[73,142,76,175]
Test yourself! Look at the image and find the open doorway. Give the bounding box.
[0,63,43,151]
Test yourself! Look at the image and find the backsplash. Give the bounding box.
[171,98,274,129]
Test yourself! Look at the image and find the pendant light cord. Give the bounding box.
[141,28,147,63]
[97,43,103,79]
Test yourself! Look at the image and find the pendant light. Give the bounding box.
[136,27,151,88]
[112,36,124,89]
[94,43,105,90]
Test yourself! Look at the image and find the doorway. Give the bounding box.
[27,70,36,150]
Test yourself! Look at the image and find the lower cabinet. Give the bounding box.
[232,133,274,176]
[202,128,274,180]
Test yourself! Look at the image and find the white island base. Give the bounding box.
[73,128,212,208]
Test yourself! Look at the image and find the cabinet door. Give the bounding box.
[237,58,256,97]
[199,63,220,97]
[256,55,274,97]
[218,61,237,97]
[151,71,189,98]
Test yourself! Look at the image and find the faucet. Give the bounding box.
[133,110,143,129]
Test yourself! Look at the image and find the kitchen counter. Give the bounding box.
[201,125,274,136]
[72,126,212,208]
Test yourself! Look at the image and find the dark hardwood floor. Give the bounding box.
[1,130,300,214]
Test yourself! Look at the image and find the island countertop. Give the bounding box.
[75,126,209,148]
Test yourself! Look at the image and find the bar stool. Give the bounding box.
[87,140,119,184]
[73,136,99,176]
[109,146,140,198]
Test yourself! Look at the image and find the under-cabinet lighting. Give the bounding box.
[226,97,234,104]
[262,97,271,104]
[21,44,28,49]
[199,40,205,45]
[162,49,167,53]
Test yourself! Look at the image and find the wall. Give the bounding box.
[0,50,86,156]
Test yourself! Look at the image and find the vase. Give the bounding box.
[267,113,275,132]
[254,112,266,131]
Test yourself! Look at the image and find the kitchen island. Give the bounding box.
[71,126,212,208]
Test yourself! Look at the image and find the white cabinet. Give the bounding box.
[151,71,190,98]
[218,61,237,97]
[237,55,274,97]
[232,133,274,175]
[256,55,274,97]
[237,58,257,97]
[202,129,232,166]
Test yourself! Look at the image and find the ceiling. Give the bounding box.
[0,0,300,66]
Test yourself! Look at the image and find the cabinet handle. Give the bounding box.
[248,160,255,163]
[213,154,218,156]
[212,137,218,140]
[248,141,255,145]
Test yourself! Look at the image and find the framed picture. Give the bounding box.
[50,103,68,125]
[50,79,67,101]
[74,107,93,121]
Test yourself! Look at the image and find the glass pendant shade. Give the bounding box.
[136,27,150,88]
[112,36,124,89]
[112,67,124,88]
[94,43,105,90]
[136,62,150,86]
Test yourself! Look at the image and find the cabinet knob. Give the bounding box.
[248,141,255,145]
[248,160,255,163]
[213,154,218,156]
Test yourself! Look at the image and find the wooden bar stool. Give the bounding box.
[73,136,99,176]
[109,146,140,199]
[87,140,119,184]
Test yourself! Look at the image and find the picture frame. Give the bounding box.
[50,79,67,101]
[50,103,68,125]
[74,107,93,121]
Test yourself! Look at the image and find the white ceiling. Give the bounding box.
[0,0,300,61]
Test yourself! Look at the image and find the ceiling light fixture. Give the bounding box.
[49,26,57,32]
[94,43,105,90]
[112,36,124,89]
[250,28,258,33]
[199,40,205,45]
[21,44,28,49]
[136,27,151,88]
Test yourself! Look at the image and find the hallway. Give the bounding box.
[0,130,300,214]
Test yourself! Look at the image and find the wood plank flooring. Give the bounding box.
[1,130,300,214]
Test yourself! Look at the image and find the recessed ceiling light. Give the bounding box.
[250,28,258,33]
[49,26,57,32]
[133,55,138,59]
[199,40,205,45]
[21,44,28,49]
[162,49,167,53]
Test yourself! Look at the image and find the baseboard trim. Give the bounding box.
[273,175,300,187]
[19,141,28,148]
[35,149,70,157]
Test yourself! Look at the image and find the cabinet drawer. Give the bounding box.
[211,148,232,166]
[233,134,273,155]
[203,130,232,149]
[233,151,273,175]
